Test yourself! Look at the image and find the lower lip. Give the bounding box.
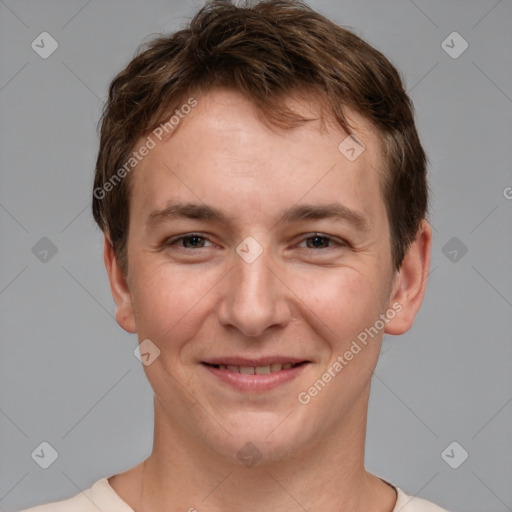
[202,363,309,392]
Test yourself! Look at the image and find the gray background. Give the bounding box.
[1,1,511,511]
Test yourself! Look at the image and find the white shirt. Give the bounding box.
[19,476,451,511]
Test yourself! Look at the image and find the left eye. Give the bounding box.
[298,234,341,249]
[165,234,213,249]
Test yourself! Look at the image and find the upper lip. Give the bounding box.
[202,356,309,367]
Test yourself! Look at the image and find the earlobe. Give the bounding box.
[384,220,432,335]
[103,235,137,334]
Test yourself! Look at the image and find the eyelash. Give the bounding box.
[162,233,348,251]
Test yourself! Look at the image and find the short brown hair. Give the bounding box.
[92,0,429,275]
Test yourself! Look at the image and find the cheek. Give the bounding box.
[290,266,387,346]
[129,261,218,344]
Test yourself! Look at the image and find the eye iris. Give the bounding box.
[307,235,328,249]
[183,235,204,248]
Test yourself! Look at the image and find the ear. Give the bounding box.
[384,219,432,335]
[103,234,137,334]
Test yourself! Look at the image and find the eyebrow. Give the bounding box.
[145,201,371,232]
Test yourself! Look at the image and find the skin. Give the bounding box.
[104,88,432,512]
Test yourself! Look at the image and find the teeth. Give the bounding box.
[215,363,298,373]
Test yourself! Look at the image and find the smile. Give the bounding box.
[201,360,310,392]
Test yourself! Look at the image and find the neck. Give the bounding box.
[132,389,397,512]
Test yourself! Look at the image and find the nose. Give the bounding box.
[216,243,292,339]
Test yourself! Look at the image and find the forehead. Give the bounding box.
[129,88,386,227]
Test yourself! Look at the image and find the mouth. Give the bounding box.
[202,361,307,374]
[201,358,311,392]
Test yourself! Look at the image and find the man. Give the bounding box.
[21,1,450,510]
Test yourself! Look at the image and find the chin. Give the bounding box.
[200,411,311,467]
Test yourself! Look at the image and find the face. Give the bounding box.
[106,88,429,464]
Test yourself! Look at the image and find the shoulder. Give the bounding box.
[18,490,94,512]
[18,477,133,512]
[394,486,451,512]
